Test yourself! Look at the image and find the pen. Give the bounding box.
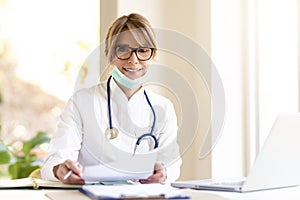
[63,170,73,180]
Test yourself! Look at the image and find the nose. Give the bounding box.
[128,50,139,64]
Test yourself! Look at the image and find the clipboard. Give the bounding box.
[79,183,190,199]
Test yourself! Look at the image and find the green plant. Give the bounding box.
[0,131,50,179]
[0,141,11,164]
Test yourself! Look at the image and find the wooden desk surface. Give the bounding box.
[1,186,300,200]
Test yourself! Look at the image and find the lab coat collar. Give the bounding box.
[109,78,145,103]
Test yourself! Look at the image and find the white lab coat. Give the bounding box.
[41,79,182,182]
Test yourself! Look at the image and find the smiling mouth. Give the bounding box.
[123,67,142,72]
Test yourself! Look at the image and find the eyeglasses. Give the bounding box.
[115,45,154,61]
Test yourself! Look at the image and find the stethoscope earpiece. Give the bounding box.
[105,127,119,139]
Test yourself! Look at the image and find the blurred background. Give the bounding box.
[0,0,99,178]
[0,0,299,181]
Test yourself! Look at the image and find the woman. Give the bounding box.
[41,13,182,185]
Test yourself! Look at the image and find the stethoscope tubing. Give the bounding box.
[107,76,114,130]
[106,75,158,149]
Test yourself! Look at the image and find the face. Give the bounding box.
[111,30,153,80]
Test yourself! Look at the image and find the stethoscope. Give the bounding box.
[105,75,158,154]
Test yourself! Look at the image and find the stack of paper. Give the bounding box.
[83,150,158,182]
[80,183,189,199]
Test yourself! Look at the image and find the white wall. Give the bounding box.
[257,0,298,147]
[211,0,245,179]
[211,0,299,179]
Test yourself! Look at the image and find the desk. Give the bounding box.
[185,186,300,200]
[1,186,300,200]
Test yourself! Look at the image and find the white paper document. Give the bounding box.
[83,150,157,181]
[80,183,189,199]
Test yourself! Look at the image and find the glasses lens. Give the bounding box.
[116,46,131,60]
[115,46,153,61]
[136,48,152,60]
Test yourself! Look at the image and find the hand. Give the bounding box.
[53,159,85,185]
[139,162,167,184]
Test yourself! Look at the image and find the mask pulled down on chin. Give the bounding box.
[110,65,150,89]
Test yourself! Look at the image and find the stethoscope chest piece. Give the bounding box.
[105,127,119,139]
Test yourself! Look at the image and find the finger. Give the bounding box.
[57,164,71,181]
[60,160,83,181]
[60,163,84,185]
[67,173,85,185]
[139,163,167,184]
[153,163,164,173]
[139,173,163,184]
[139,179,150,184]
[64,160,82,177]
[139,176,154,184]
[150,174,164,183]
[153,166,166,182]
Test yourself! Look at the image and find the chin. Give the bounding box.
[125,71,146,80]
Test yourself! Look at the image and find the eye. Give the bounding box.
[138,48,151,54]
[116,45,130,53]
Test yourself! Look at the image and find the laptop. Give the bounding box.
[171,113,300,192]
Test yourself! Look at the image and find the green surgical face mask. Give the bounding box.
[111,66,149,89]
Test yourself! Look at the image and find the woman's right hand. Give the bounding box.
[53,159,85,185]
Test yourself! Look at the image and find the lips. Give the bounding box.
[122,67,142,72]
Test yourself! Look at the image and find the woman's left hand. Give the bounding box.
[139,162,167,184]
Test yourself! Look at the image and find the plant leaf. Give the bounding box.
[0,141,11,164]
[8,161,39,179]
[22,131,50,154]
